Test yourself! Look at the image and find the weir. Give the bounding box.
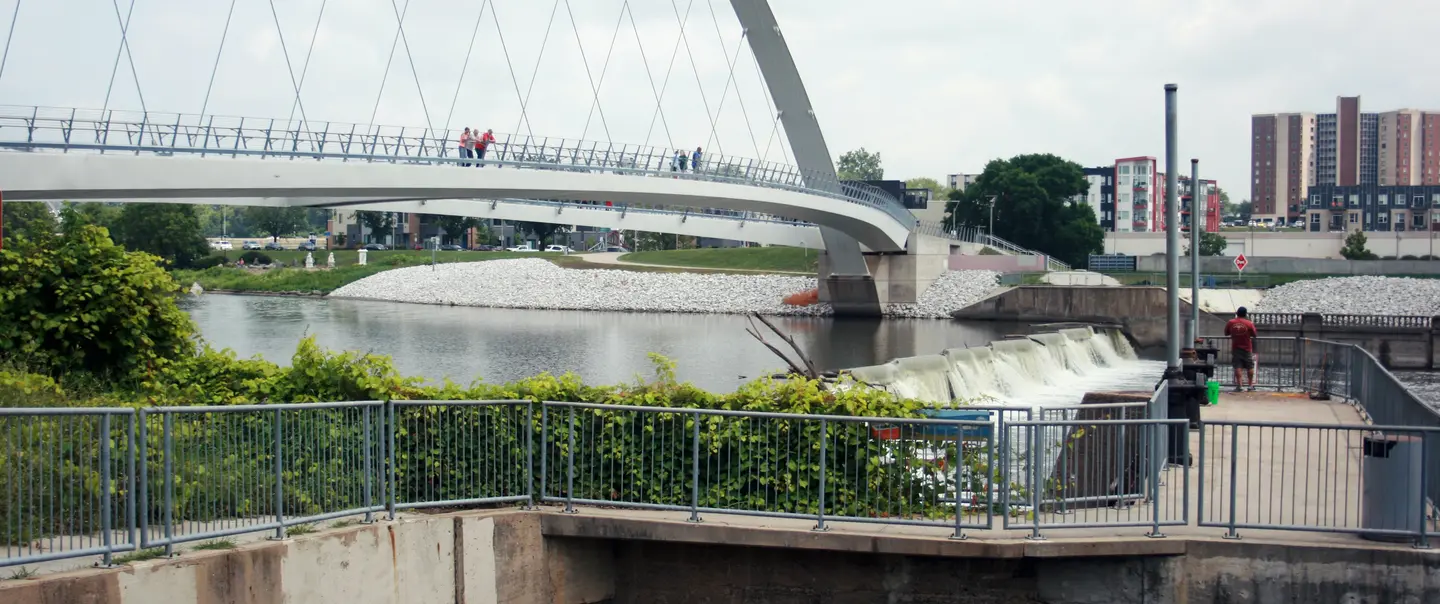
[845,326,1161,406]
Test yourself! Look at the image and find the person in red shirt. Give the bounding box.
[1224,306,1258,392]
[475,129,496,165]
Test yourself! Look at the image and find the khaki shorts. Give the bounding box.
[1232,348,1256,370]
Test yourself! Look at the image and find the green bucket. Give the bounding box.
[1206,379,1220,406]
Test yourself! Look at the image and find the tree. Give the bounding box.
[60,201,123,234]
[2,201,59,245]
[837,148,883,180]
[512,221,570,247]
[1340,228,1377,260]
[243,207,308,242]
[0,221,196,378]
[1185,231,1228,256]
[355,211,396,243]
[904,177,954,201]
[431,215,482,246]
[110,203,211,269]
[942,154,1103,268]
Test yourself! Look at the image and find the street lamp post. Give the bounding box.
[987,195,998,237]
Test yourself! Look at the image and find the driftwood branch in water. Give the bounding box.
[745,313,820,379]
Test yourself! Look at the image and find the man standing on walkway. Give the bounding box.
[476,128,495,166]
[692,147,702,173]
[458,128,473,166]
[1225,306,1258,392]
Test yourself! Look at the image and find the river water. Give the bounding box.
[185,294,1033,393]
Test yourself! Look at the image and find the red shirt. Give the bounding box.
[1225,318,1257,352]
[477,132,495,148]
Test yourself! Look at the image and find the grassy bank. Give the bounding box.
[174,251,562,294]
[619,247,817,272]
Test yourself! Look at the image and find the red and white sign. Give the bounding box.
[1234,254,1248,272]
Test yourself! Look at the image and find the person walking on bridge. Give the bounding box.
[476,128,496,166]
[1225,306,1258,392]
[458,127,474,167]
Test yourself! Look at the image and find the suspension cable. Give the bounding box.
[0,0,22,86]
[624,3,671,147]
[113,0,147,114]
[368,0,411,128]
[671,0,719,154]
[198,0,237,118]
[101,0,145,116]
[512,0,561,138]
[388,0,435,135]
[750,46,792,166]
[267,0,310,130]
[285,0,327,126]
[642,0,695,148]
[706,0,761,158]
[488,0,534,139]
[564,0,610,141]
[442,0,489,133]
[579,1,626,141]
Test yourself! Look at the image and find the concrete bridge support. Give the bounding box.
[818,232,952,309]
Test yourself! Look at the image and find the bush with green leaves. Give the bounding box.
[238,251,273,265]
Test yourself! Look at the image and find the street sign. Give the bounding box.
[1234,254,1248,272]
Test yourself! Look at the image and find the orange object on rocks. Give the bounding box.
[782,289,819,306]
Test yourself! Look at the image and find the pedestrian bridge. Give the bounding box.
[0,107,914,252]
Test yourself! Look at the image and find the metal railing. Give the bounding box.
[496,197,816,228]
[0,105,917,230]
[914,221,1073,271]
[5,352,1439,569]
[1248,313,1435,329]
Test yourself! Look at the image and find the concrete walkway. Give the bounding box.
[571,251,811,274]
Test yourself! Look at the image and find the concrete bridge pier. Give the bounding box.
[818,231,952,314]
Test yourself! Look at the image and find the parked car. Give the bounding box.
[506,245,539,252]
[362,243,388,251]
[544,245,573,253]
[241,241,262,250]
[439,244,464,251]
[211,240,233,251]
[297,241,317,251]
[264,242,285,251]
[474,244,498,251]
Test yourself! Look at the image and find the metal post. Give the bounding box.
[1028,424,1043,541]
[138,410,149,548]
[1147,422,1166,538]
[951,426,968,540]
[100,413,113,566]
[386,400,396,520]
[564,406,576,514]
[1418,430,1430,549]
[163,413,174,557]
[815,419,828,532]
[1164,84,1182,377]
[1225,424,1240,539]
[363,405,374,523]
[540,405,549,500]
[1189,158,1201,345]
[126,413,136,551]
[273,408,285,539]
[689,411,702,523]
[524,402,535,510]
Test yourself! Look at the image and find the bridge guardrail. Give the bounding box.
[0,105,917,231]
[914,221,1072,271]
[498,197,815,228]
[4,345,1436,570]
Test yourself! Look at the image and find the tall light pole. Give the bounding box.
[986,195,998,238]
[1164,83,1181,378]
[1188,159,1201,346]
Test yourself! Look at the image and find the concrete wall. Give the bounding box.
[1106,229,1440,259]
[1134,255,1440,275]
[948,253,1048,271]
[952,286,1227,351]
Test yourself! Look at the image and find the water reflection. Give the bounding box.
[185,295,1026,393]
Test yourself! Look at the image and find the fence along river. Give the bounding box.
[844,327,1164,406]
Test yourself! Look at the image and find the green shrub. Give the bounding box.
[191,254,228,269]
[238,251,273,265]
[0,224,196,379]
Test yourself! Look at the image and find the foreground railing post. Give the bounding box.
[1225,423,1240,539]
[564,406,576,514]
[689,410,702,523]
[126,413,136,552]
[139,410,150,549]
[1418,431,1430,550]
[1028,425,1043,541]
[951,425,969,540]
[1147,422,1166,538]
[814,419,828,532]
[272,408,285,540]
[524,402,536,510]
[540,405,549,501]
[163,412,174,557]
[362,405,374,523]
[100,413,113,566]
[387,400,396,520]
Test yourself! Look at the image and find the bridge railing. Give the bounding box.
[489,197,816,227]
[5,356,1437,569]
[0,105,916,230]
[915,220,1073,271]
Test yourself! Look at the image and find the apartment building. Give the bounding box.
[1306,184,1440,233]
[1077,158,1220,234]
[947,173,980,192]
[1078,167,1115,231]
[1254,95,1440,229]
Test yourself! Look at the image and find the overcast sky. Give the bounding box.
[4,0,1439,199]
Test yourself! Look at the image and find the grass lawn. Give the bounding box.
[174,250,563,294]
[618,247,817,273]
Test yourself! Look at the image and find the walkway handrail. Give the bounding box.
[915,220,1073,271]
[0,105,917,230]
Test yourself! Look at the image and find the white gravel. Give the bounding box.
[1255,276,1440,316]
[328,259,999,318]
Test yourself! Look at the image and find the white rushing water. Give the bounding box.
[849,327,1162,406]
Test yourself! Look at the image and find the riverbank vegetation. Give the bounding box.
[619,246,817,273]
[2,219,976,545]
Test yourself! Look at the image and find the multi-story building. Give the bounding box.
[1159,176,1222,233]
[1255,96,1440,229]
[1306,184,1440,232]
[1077,167,1115,231]
[947,173,980,192]
[1113,157,1159,233]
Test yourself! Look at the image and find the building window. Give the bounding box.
[1416,195,1427,208]
[1379,194,1389,206]
[1350,213,1359,224]
[1136,164,1149,174]
[1118,165,1131,175]
[1433,193,1440,207]
[1119,211,1130,220]
[1349,194,1360,207]
[1379,213,1389,224]
[1310,213,1320,225]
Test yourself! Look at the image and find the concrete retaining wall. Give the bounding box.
[948,254,1048,271]
[952,286,1227,351]
[1107,230,1440,260]
[1134,255,1440,275]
